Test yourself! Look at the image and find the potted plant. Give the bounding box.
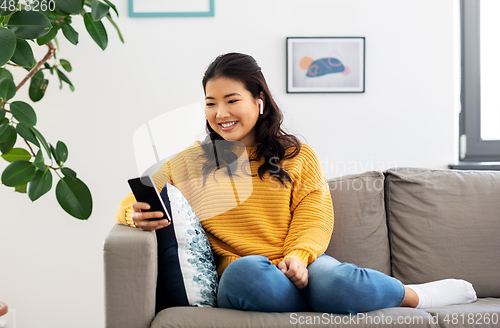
[0,0,123,220]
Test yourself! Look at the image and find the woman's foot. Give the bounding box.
[403,279,477,309]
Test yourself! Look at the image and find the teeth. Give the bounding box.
[221,121,236,128]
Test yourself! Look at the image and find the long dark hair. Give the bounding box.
[200,53,301,187]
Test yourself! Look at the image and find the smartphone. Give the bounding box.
[128,176,171,222]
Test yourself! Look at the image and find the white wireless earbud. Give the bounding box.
[258,99,264,115]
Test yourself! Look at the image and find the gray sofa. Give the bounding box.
[104,167,500,328]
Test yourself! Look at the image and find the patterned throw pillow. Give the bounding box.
[154,183,218,313]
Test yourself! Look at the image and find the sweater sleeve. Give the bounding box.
[115,161,173,227]
[283,144,334,267]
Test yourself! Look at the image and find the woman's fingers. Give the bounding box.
[278,260,287,273]
[132,201,151,211]
[294,270,308,289]
[279,258,309,288]
[132,202,170,231]
[288,267,308,288]
[133,209,164,221]
[136,218,170,231]
[288,266,308,288]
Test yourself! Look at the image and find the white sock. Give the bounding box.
[406,279,477,309]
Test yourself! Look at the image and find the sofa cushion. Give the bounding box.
[425,298,500,328]
[326,171,391,275]
[155,183,218,313]
[152,306,437,328]
[385,168,500,297]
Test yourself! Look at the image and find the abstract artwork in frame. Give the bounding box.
[287,37,365,93]
[129,0,214,17]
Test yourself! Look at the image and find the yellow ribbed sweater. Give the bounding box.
[116,142,334,275]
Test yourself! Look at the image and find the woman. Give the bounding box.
[116,52,477,313]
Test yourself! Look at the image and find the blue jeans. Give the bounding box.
[217,255,405,314]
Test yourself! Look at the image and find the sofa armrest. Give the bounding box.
[104,223,157,328]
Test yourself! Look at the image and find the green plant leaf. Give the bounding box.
[0,27,17,66]
[56,68,74,91]
[10,38,35,68]
[43,62,54,75]
[56,177,92,219]
[10,101,37,126]
[0,121,12,142]
[0,107,5,120]
[37,23,59,45]
[55,71,62,89]
[54,0,84,15]
[11,101,36,124]
[60,59,72,72]
[7,11,51,40]
[29,70,49,102]
[50,143,60,165]
[53,35,59,50]
[102,0,118,17]
[27,167,52,201]
[15,183,27,193]
[105,14,123,43]
[62,15,72,25]
[0,77,16,102]
[13,39,35,67]
[60,22,79,45]
[0,0,19,16]
[1,148,32,162]
[56,141,68,162]
[0,118,9,137]
[91,0,109,21]
[0,67,14,82]
[45,12,61,24]
[83,13,107,50]
[15,122,40,147]
[1,160,36,187]
[33,149,45,170]
[33,68,44,79]
[30,126,51,159]
[31,79,50,102]
[46,8,67,17]
[0,126,16,154]
[61,167,76,179]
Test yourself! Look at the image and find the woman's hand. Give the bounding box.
[132,202,170,231]
[278,258,309,289]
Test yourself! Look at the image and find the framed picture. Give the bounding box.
[286,37,365,93]
[129,0,214,17]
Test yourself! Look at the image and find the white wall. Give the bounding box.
[0,1,459,327]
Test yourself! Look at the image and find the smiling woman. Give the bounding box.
[204,77,261,147]
[196,53,303,195]
[116,53,477,315]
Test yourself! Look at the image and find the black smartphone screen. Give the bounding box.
[128,176,171,222]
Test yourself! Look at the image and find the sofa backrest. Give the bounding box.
[384,167,500,298]
[326,171,391,275]
[326,167,500,298]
